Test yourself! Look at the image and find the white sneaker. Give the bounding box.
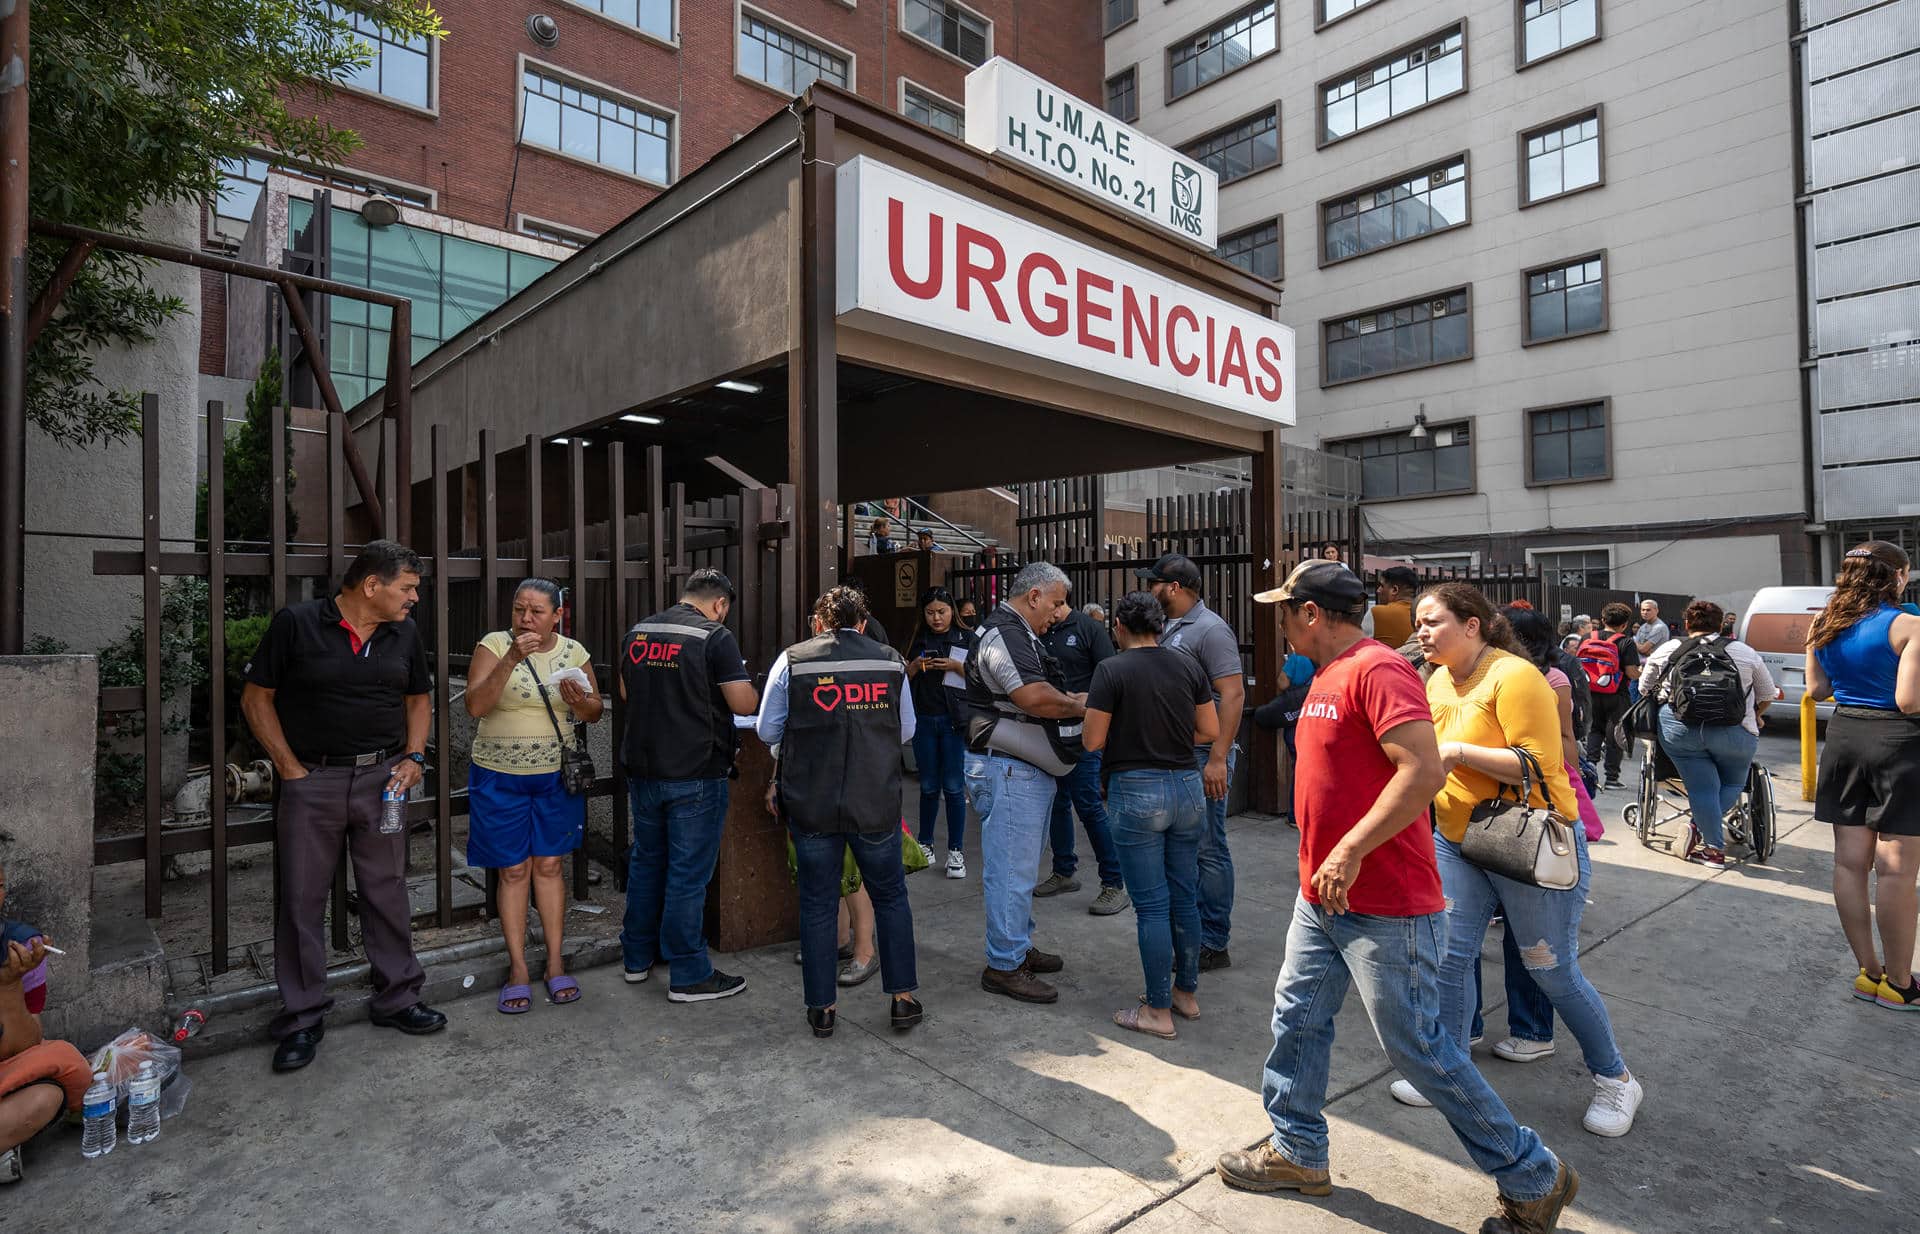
[1388,1079,1433,1108]
[0,1145,20,1185]
[916,841,936,868]
[945,849,966,879]
[1582,1071,1644,1137]
[1493,1036,1557,1063]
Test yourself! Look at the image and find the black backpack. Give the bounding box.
[1664,636,1747,727]
[1552,648,1592,740]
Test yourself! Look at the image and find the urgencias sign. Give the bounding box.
[835,157,1294,428]
[963,57,1219,251]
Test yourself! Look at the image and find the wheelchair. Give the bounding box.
[1619,723,1776,863]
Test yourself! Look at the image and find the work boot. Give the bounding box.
[981,961,1058,1004]
[1481,1161,1579,1233]
[1033,873,1079,897]
[1199,947,1231,972]
[1215,1142,1332,1196]
[1024,946,1064,973]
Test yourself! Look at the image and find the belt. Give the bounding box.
[306,747,393,768]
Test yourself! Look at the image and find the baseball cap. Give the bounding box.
[1136,553,1202,590]
[1254,560,1367,614]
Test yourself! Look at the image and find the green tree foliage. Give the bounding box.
[27,1,442,446]
[197,352,299,546]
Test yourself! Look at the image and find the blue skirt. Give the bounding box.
[466,765,585,868]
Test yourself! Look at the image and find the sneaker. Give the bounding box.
[1089,886,1130,916]
[1199,947,1231,972]
[1854,968,1886,1002]
[916,841,936,868]
[1582,1071,1644,1137]
[623,965,652,983]
[1482,1160,1579,1233]
[945,849,966,879]
[1388,1079,1433,1109]
[981,961,1057,1004]
[1875,976,1920,1011]
[1215,1142,1333,1196]
[667,970,747,1003]
[1492,1037,1557,1063]
[1688,845,1727,871]
[1033,872,1080,897]
[1603,777,1625,791]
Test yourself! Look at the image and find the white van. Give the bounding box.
[1738,586,1834,724]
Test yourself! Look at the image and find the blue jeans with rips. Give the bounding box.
[1107,768,1204,1009]
[965,752,1057,971]
[620,777,730,987]
[1195,745,1237,950]
[1261,894,1562,1201]
[1658,707,1757,850]
[1049,750,1122,887]
[791,826,918,1009]
[912,712,968,852]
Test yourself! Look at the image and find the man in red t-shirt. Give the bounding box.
[1217,562,1577,1233]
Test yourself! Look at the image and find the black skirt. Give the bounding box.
[1816,706,1920,836]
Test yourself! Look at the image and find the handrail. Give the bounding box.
[851,497,992,552]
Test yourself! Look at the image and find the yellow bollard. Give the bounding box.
[1800,692,1818,801]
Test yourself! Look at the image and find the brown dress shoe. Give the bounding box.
[1481,1161,1579,1234]
[981,961,1058,1003]
[1215,1142,1332,1196]
[1024,947,1064,974]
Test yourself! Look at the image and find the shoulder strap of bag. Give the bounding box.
[1507,745,1547,809]
[521,653,576,750]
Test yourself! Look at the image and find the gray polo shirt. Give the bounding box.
[1161,599,1243,753]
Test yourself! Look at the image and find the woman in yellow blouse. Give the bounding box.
[465,579,603,1013]
[1393,583,1643,1139]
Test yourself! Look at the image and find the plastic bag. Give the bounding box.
[88,1027,192,1119]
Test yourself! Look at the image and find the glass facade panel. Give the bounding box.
[1169,3,1277,100]
[1181,109,1280,184]
[1322,157,1468,262]
[1329,423,1473,499]
[1106,0,1137,33]
[1525,112,1601,203]
[1321,0,1383,25]
[739,14,848,94]
[328,4,431,108]
[1321,27,1465,143]
[1527,255,1605,341]
[521,68,671,183]
[1324,289,1470,383]
[1522,0,1597,64]
[1106,68,1138,123]
[1216,220,1280,280]
[575,0,673,41]
[1529,403,1609,483]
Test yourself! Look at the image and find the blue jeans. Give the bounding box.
[1658,708,1757,850]
[1436,830,1626,1079]
[1194,745,1237,950]
[621,777,730,987]
[1049,750,1122,887]
[1262,894,1562,1201]
[965,752,1056,970]
[1107,769,1204,1008]
[912,712,967,851]
[791,826,918,1009]
[1472,920,1558,1044]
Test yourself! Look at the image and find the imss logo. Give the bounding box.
[1169,164,1204,238]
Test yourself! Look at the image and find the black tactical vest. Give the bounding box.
[620,603,734,781]
[776,629,906,835]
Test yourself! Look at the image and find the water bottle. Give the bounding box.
[125,1061,162,1144]
[80,1077,116,1158]
[381,786,406,836]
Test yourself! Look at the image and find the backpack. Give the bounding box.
[1552,647,1592,740]
[1664,636,1747,727]
[1577,633,1625,694]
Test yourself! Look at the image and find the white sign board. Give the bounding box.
[835,157,1294,427]
[963,57,1218,250]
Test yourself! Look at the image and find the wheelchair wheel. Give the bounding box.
[1746,764,1776,863]
[1634,754,1658,847]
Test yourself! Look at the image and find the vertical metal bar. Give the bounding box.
[1249,431,1285,816]
[0,0,30,654]
[568,439,589,901]
[326,415,349,952]
[526,434,544,581]
[380,420,398,544]
[140,394,162,918]
[270,400,287,613]
[669,481,687,595]
[646,445,666,614]
[432,426,452,926]
[607,442,629,888]
[390,301,414,544]
[481,429,499,631]
[206,401,230,973]
[793,106,840,626]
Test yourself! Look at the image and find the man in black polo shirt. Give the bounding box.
[1036,603,1127,915]
[618,569,760,1002]
[241,541,445,1074]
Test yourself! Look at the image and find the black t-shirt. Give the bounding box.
[1085,647,1211,786]
[906,626,973,717]
[1041,610,1115,693]
[244,596,432,760]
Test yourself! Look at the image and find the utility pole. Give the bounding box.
[0,0,29,654]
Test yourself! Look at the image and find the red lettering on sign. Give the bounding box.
[1017,252,1068,337]
[887,197,943,301]
[954,225,1010,324]
[629,640,684,663]
[1074,269,1115,354]
[1218,325,1253,396]
[1167,306,1201,377]
[1121,287,1159,364]
[1255,336,1284,402]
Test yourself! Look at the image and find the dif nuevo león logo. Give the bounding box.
[1169,163,1204,238]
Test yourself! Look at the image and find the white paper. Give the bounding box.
[547,665,594,693]
[941,643,969,691]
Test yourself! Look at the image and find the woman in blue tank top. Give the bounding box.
[1805,541,1920,1013]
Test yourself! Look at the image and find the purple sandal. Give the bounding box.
[498,983,532,1015]
[545,975,582,1005]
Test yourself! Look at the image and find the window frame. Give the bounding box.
[554,0,679,49]
[1165,2,1279,104]
[1317,150,1471,269]
[515,56,679,188]
[327,3,438,116]
[1316,0,1388,33]
[1526,545,1613,588]
[515,213,597,250]
[1178,103,1283,187]
[1517,105,1605,208]
[1104,0,1139,36]
[1523,397,1614,489]
[1521,249,1609,346]
[899,77,966,139]
[899,0,994,70]
[1105,65,1139,124]
[1318,285,1475,389]
[735,3,857,99]
[1216,217,1283,282]
[1514,0,1602,72]
[1323,415,1479,504]
[1316,20,1469,150]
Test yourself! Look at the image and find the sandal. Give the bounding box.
[498,983,532,1015]
[1112,1005,1177,1041]
[544,975,582,1005]
[1139,993,1200,1021]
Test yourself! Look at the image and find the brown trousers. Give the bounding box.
[272,764,425,1037]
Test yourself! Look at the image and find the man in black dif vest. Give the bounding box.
[757,586,923,1038]
[618,569,760,1002]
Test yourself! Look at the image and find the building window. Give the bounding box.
[1527,401,1611,486]
[1179,107,1280,185]
[1525,253,1606,344]
[569,0,673,41]
[1323,288,1472,385]
[1519,0,1597,66]
[1169,3,1277,101]
[1534,548,1610,589]
[1320,24,1464,146]
[521,69,672,184]
[329,4,431,109]
[1105,0,1138,34]
[903,83,964,138]
[738,12,850,94]
[1328,421,1474,501]
[212,156,432,243]
[1319,0,1384,28]
[1521,109,1602,205]
[519,218,594,249]
[903,0,990,67]
[1217,220,1281,281]
[1321,155,1468,265]
[1106,67,1138,123]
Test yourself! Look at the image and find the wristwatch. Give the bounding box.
[404,751,426,766]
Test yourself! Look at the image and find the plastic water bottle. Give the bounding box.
[381,786,406,836]
[80,1077,116,1158]
[125,1061,162,1144]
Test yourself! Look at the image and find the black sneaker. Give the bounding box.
[668,970,747,1003]
[1199,947,1231,972]
[1603,777,1625,790]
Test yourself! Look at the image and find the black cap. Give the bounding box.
[1254,560,1367,614]
[1136,553,1202,590]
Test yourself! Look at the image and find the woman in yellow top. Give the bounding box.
[465,579,603,1013]
[1392,584,1643,1139]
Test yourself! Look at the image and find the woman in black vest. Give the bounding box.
[758,586,924,1038]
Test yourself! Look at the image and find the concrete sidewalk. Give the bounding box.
[9,734,1914,1233]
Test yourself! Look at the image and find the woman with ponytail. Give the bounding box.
[1805,541,1920,1011]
